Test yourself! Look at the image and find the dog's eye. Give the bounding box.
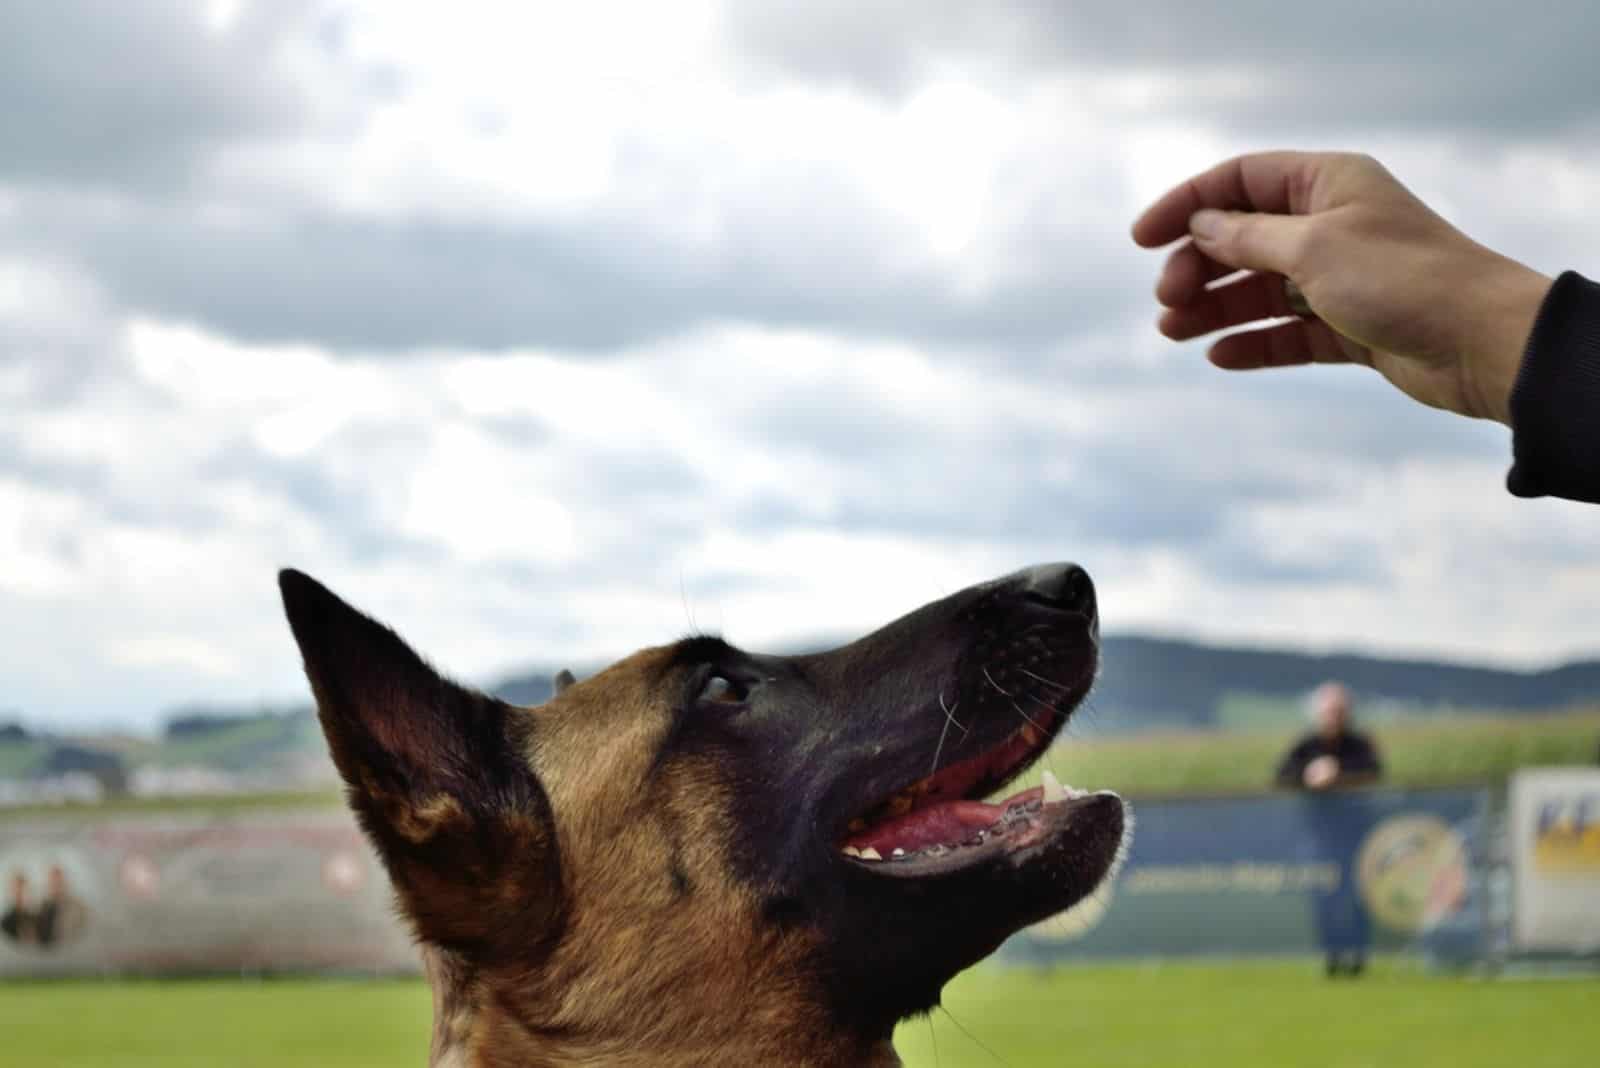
[698,674,750,706]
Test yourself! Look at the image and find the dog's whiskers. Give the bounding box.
[1009,699,1048,734]
[930,692,965,777]
[1014,687,1065,780]
[938,1004,1010,1067]
[981,666,1012,698]
[1021,689,1058,716]
[1016,666,1071,694]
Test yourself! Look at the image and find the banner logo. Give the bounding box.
[1356,814,1467,933]
[1532,792,1600,874]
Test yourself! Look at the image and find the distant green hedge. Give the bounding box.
[0,741,47,778]
[1045,708,1600,797]
[0,788,342,821]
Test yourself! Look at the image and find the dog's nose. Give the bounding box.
[1019,563,1095,617]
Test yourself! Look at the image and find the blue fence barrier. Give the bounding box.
[0,787,1493,975]
[1005,787,1491,963]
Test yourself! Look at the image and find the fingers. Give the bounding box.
[1189,209,1313,277]
[1131,150,1319,249]
[1207,319,1358,371]
[1154,240,1238,308]
[1157,271,1297,340]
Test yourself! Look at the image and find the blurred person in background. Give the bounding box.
[35,864,87,948]
[1276,682,1384,791]
[2,871,35,945]
[1275,682,1383,976]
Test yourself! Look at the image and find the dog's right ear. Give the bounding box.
[553,669,577,696]
[278,569,563,959]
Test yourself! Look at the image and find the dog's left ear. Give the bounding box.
[278,569,563,960]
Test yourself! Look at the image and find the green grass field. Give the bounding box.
[3,961,1595,1067]
[1046,709,1600,797]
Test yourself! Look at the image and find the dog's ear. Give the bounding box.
[278,569,563,959]
[553,669,577,696]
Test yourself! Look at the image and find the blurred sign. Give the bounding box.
[1009,787,1488,962]
[0,808,418,977]
[1510,767,1600,953]
[0,789,1506,975]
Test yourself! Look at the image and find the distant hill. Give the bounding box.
[494,673,561,708]
[1091,636,1600,731]
[6,634,1598,802]
[493,635,1600,734]
[0,706,333,803]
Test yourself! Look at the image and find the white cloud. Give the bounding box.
[2,1,1599,731]
[105,634,241,677]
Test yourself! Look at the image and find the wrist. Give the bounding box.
[1458,254,1553,424]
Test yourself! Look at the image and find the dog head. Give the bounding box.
[280,563,1124,1060]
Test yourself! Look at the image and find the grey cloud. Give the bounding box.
[714,361,1519,593]
[0,0,320,190]
[199,434,446,565]
[0,400,437,566]
[8,186,1149,356]
[726,1,1600,136]
[1200,534,1390,589]
[729,436,1301,557]
[2,0,1593,370]
[0,0,1157,359]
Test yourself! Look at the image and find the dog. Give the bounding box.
[279,562,1125,1066]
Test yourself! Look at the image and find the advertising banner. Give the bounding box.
[1510,767,1600,953]
[1,788,1498,975]
[1006,787,1489,963]
[0,807,417,977]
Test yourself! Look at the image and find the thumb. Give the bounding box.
[1189,208,1310,275]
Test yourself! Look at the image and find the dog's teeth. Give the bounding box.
[891,847,906,858]
[841,846,862,858]
[858,847,883,861]
[1041,769,1069,805]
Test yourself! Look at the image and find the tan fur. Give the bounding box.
[418,647,899,1067]
[393,794,469,844]
[284,564,1115,1067]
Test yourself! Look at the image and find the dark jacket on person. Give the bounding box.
[2,905,33,943]
[1507,270,1600,504]
[1275,730,1383,789]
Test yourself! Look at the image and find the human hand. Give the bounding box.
[1303,755,1340,790]
[1132,151,1553,425]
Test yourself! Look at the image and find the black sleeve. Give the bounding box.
[1506,271,1600,504]
[1342,735,1381,777]
[1275,739,1310,787]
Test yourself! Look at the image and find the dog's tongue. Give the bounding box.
[844,800,1003,854]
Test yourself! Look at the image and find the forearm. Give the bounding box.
[1506,271,1600,504]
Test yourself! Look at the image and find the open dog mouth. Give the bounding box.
[837,701,1108,879]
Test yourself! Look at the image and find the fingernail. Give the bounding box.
[1190,209,1225,241]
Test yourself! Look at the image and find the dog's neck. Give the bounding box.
[423,946,902,1068]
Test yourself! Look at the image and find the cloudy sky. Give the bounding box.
[3,1,1598,731]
